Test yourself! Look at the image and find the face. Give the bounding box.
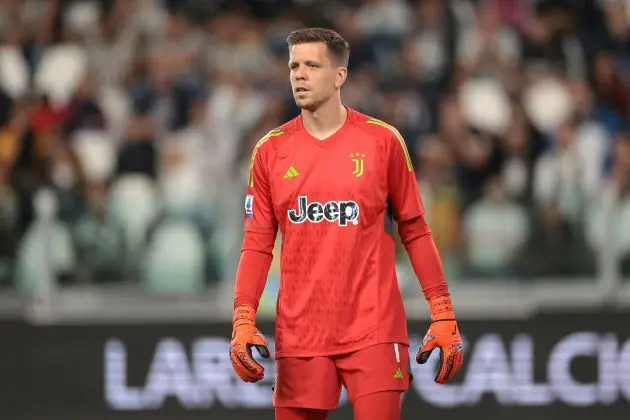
[289,42,347,111]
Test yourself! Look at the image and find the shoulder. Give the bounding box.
[351,110,405,145]
[250,118,299,158]
[350,109,412,167]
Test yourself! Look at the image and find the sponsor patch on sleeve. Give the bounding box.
[245,195,254,218]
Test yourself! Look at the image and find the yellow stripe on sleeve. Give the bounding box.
[366,118,413,172]
[248,129,285,187]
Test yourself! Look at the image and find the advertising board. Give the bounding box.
[2,312,629,420]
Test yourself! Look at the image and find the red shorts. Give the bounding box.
[272,343,411,410]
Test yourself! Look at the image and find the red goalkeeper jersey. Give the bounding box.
[244,107,425,358]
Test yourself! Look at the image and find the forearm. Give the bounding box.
[234,230,276,310]
[398,215,450,300]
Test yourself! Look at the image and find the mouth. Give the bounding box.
[295,87,309,93]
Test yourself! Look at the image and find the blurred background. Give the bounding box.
[1,0,629,317]
[0,0,629,418]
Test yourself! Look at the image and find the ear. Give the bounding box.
[335,67,348,89]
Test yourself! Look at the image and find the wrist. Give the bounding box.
[233,304,257,327]
[429,294,455,322]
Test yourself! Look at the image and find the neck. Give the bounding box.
[301,98,347,140]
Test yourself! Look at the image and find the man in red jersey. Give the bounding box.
[229,28,464,420]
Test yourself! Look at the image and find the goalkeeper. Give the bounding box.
[230,27,463,420]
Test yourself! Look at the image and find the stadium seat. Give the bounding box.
[573,121,609,195]
[459,78,511,136]
[159,164,203,219]
[71,130,117,184]
[107,175,162,261]
[523,78,574,134]
[98,86,132,143]
[34,45,88,107]
[63,0,101,37]
[141,219,205,293]
[72,211,126,283]
[0,46,30,99]
[15,220,77,294]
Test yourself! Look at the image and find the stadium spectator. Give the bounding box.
[0,0,627,290]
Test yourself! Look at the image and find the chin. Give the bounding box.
[294,97,318,111]
[294,100,311,110]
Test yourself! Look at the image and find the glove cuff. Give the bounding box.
[429,294,455,321]
[233,304,257,327]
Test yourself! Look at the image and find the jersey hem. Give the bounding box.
[274,335,410,359]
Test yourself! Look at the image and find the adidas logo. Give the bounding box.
[394,367,404,379]
[284,166,300,179]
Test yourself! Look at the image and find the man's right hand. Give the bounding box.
[229,305,272,383]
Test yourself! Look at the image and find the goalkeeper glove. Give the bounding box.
[417,295,464,384]
[229,304,271,383]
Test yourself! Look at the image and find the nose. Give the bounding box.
[294,65,307,80]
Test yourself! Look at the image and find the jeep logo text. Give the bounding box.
[288,196,359,226]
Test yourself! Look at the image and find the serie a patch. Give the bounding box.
[245,194,254,218]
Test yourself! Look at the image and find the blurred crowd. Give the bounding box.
[0,0,629,294]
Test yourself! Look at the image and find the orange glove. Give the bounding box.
[229,304,272,383]
[417,295,464,384]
